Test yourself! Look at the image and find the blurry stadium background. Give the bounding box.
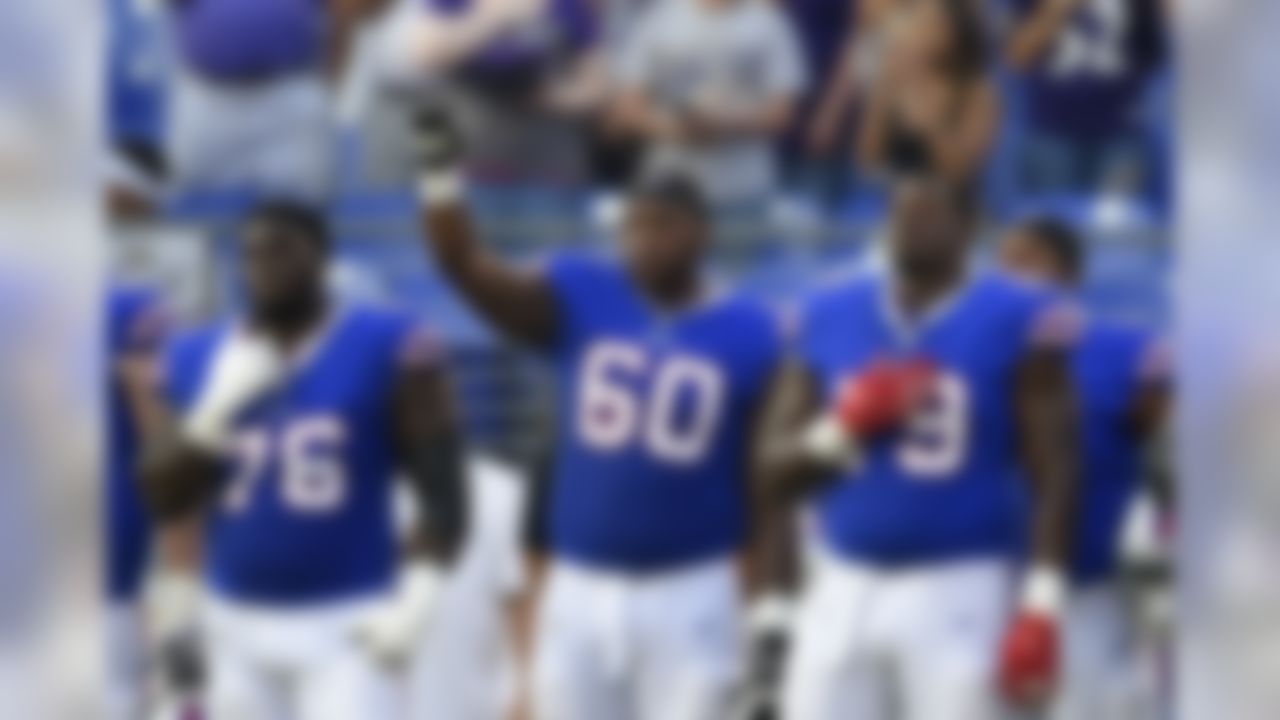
[106,0,1172,467]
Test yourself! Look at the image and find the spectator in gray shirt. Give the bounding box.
[608,0,808,207]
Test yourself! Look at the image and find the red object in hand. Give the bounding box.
[998,611,1060,706]
[834,358,936,438]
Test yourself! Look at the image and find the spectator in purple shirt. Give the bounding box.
[1003,0,1168,196]
[165,0,381,201]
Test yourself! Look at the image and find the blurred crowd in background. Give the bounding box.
[106,0,1172,464]
[108,0,1171,239]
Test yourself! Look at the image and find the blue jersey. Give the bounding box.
[106,284,169,602]
[164,305,433,605]
[797,271,1076,567]
[1070,318,1166,584]
[542,253,784,571]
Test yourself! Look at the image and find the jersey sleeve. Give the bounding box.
[1020,286,1083,355]
[159,332,206,414]
[391,315,445,372]
[110,287,171,360]
[122,296,170,358]
[1134,331,1172,387]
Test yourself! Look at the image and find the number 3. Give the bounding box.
[577,340,726,465]
[896,373,968,479]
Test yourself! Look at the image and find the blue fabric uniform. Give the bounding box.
[1070,317,1165,584]
[106,284,169,603]
[797,271,1074,567]
[1007,0,1166,139]
[542,253,784,572]
[175,0,326,79]
[164,305,430,605]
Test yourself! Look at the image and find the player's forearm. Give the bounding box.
[139,437,224,522]
[752,364,847,504]
[422,203,559,347]
[1019,358,1079,568]
[403,430,468,564]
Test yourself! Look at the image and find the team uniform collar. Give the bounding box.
[877,262,976,349]
[232,303,347,372]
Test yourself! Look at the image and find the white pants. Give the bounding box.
[106,603,148,720]
[1050,583,1153,720]
[783,554,1012,720]
[168,69,333,201]
[533,558,745,720]
[205,595,398,720]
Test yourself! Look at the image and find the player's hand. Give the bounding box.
[834,357,936,439]
[353,561,446,669]
[732,595,794,720]
[183,332,285,453]
[412,103,468,204]
[412,103,465,174]
[998,566,1065,708]
[146,570,206,698]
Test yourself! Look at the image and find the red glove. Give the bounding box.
[998,612,1059,705]
[998,567,1065,707]
[834,358,936,439]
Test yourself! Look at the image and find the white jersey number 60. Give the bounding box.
[578,340,726,465]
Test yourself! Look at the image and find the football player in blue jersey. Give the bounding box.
[758,177,1081,720]
[999,217,1173,720]
[138,200,467,720]
[106,283,171,720]
[414,110,786,720]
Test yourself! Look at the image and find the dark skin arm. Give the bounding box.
[393,360,467,564]
[119,353,207,563]
[1015,346,1079,569]
[133,350,226,523]
[1132,379,1174,508]
[753,360,844,506]
[743,365,813,597]
[139,430,225,524]
[422,203,561,349]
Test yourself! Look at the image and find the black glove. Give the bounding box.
[159,629,205,695]
[731,626,790,720]
[412,102,466,173]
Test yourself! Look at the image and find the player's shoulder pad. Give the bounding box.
[541,247,621,282]
[979,270,1083,348]
[344,302,443,369]
[797,266,879,324]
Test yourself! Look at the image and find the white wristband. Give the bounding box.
[799,413,859,469]
[1020,565,1066,618]
[748,594,796,636]
[417,169,464,206]
[182,406,236,455]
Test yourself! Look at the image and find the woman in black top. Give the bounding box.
[858,0,998,183]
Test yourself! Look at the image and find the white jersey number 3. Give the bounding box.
[578,340,726,465]
[896,372,969,479]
